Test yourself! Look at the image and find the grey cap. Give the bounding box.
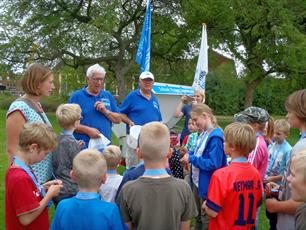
[234,106,270,124]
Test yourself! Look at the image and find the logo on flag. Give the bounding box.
[192,24,208,91]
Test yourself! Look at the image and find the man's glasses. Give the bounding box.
[91,77,104,82]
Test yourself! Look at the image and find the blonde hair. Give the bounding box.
[56,104,82,129]
[73,149,106,188]
[19,122,57,151]
[139,122,170,163]
[191,103,218,127]
[21,63,53,96]
[103,145,121,168]
[274,119,290,135]
[285,89,306,122]
[224,122,256,156]
[194,90,205,103]
[291,150,306,182]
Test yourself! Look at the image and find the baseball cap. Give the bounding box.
[127,125,142,149]
[139,71,154,81]
[234,106,270,124]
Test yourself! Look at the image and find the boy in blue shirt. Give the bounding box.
[265,119,292,230]
[266,119,292,184]
[51,149,125,230]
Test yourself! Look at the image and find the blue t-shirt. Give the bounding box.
[51,193,125,230]
[120,89,162,131]
[181,104,192,142]
[69,88,119,148]
[266,140,292,181]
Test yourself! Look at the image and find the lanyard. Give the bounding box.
[232,157,248,163]
[194,128,212,156]
[300,131,306,140]
[13,156,45,197]
[76,192,101,200]
[143,169,168,176]
[106,169,117,174]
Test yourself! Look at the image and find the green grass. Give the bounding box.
[0,112,300,229]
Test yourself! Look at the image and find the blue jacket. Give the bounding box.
[189,127,227,199]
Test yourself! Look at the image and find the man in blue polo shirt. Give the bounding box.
[69,64,121,149]
[120,71,162,168]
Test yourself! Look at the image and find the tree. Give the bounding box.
[182,0,306,107]
[0,0,193,100]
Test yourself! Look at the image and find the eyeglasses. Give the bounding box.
[91,77,104,82]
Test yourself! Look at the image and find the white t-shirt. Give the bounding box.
[99,174,123,203]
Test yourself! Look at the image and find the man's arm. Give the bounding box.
[121,114,135,127]
[74,124,101,138]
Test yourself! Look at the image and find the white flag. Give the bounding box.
[192,24,208,91]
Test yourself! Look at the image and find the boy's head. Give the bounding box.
[234,106,270,132]
[287,150,306,202]
[188,118,198,133]
[223,122,256,156]
[56,103,82,130]
[19,122,57,163]
[285,89,306,129]
[103,145,121,169]
[72,149,107,190]
[138,122,170,163]
[273,119,290,144]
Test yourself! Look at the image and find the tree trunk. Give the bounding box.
[115,69,127,102]
[243,77,264,108]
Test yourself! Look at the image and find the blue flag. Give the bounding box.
[136,1,151,73]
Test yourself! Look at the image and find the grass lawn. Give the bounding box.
[0,111,300,229]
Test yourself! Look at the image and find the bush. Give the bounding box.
[0,94,67,112]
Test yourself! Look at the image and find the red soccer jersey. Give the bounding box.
[5,166,49,230]
[206,162,262,230]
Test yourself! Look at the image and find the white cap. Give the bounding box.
[139,71,154,80]
[127,125,142,149]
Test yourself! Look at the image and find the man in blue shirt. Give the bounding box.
[120,71,162,168]
[69,64,121,148]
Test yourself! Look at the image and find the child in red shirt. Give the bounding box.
[203,122,263,230]
[5,123,62,230]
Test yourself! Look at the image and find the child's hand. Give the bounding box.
[46,184,63,198]
[201,200,208,213]
[180,146,187,156]
[43,180,63,191]
[78,140,85,148]
[180,153,189,164]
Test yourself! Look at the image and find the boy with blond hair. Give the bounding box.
[52,103,83,206]
[51,149,125,230]
[118,122,197,230]
[203,122,263,230]
[266,119,292,184]
[6,123,62,230]
[99,145,123,203]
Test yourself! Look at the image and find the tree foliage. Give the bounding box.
[182,0,306,107]
[0,0,305,107]
[0,0,193,99]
